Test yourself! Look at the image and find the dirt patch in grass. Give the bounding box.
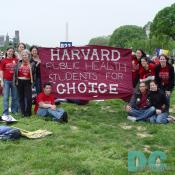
[62,171,74,175]
[120,123,133,130]
[136,126,146,131]
[143,145,151,153]
[137,133,153,138]
[70,126,79,131]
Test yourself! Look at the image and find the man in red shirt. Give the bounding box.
[34,82,68,123]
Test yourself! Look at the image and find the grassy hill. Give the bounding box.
[0,94,175,175]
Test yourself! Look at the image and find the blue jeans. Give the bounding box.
[150,112,168,124]
[3,80,18,115]
[128,106,155,121]
[37,107,64,120]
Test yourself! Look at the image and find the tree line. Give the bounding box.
[89,3,175,56]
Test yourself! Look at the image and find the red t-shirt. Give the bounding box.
[18,64,31,79]
[0,57,18,80]
[131,55,139,72]
[138,93,149,109]
[34,92,55,113]
[158,66,169,86]
[131,55,140,86]
[139,63,155,80]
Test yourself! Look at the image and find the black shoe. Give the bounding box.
[62,112,68,123]
[53,118,64,123]
[53,112,68,123]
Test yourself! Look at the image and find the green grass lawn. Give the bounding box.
[0,94,175,175]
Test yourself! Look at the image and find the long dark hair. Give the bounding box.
[30,45,38,56]
[136,81,148,94]
[137,49,146,58]
[5,47,16,58]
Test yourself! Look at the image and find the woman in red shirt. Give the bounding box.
[14,49,36,117]
[139,57,155,83]
[132,49,147,87]
[0,47,18,116]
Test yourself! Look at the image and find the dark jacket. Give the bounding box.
[13,60,36,85]
[30,57,41,80]
[155,64,174,92]
[148,90,168,112]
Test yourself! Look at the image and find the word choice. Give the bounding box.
[56,82,118,94]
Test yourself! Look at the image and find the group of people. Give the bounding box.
[126,49,175,124]
[0,43,68,123]
[0,45,174,124]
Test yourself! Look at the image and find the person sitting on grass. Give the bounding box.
[125,82,155,122]
[34,82,68,123]
[149,80,169,124]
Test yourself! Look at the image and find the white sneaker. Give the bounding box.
[1,115,11,121]
[1,115,17,122]
[127,115,136,122]
[8,115,17,122]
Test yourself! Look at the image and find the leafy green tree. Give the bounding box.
[88,36,110,46]
[150,3,175,40]
[109,25,147,48]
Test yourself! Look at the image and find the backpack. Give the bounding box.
[0,126,21,140]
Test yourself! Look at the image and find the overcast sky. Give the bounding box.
[0,0,174,47]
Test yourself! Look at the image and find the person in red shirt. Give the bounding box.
[131,54,139,87]
[132,49,147,87]
[14,49,36,117]
[0,47,18,116]
[34,82,68,123]
[139,57,155,82]
[136,49,147,63]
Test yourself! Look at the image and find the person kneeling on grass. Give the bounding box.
[34,82,68,123]
[125,82,155,122]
